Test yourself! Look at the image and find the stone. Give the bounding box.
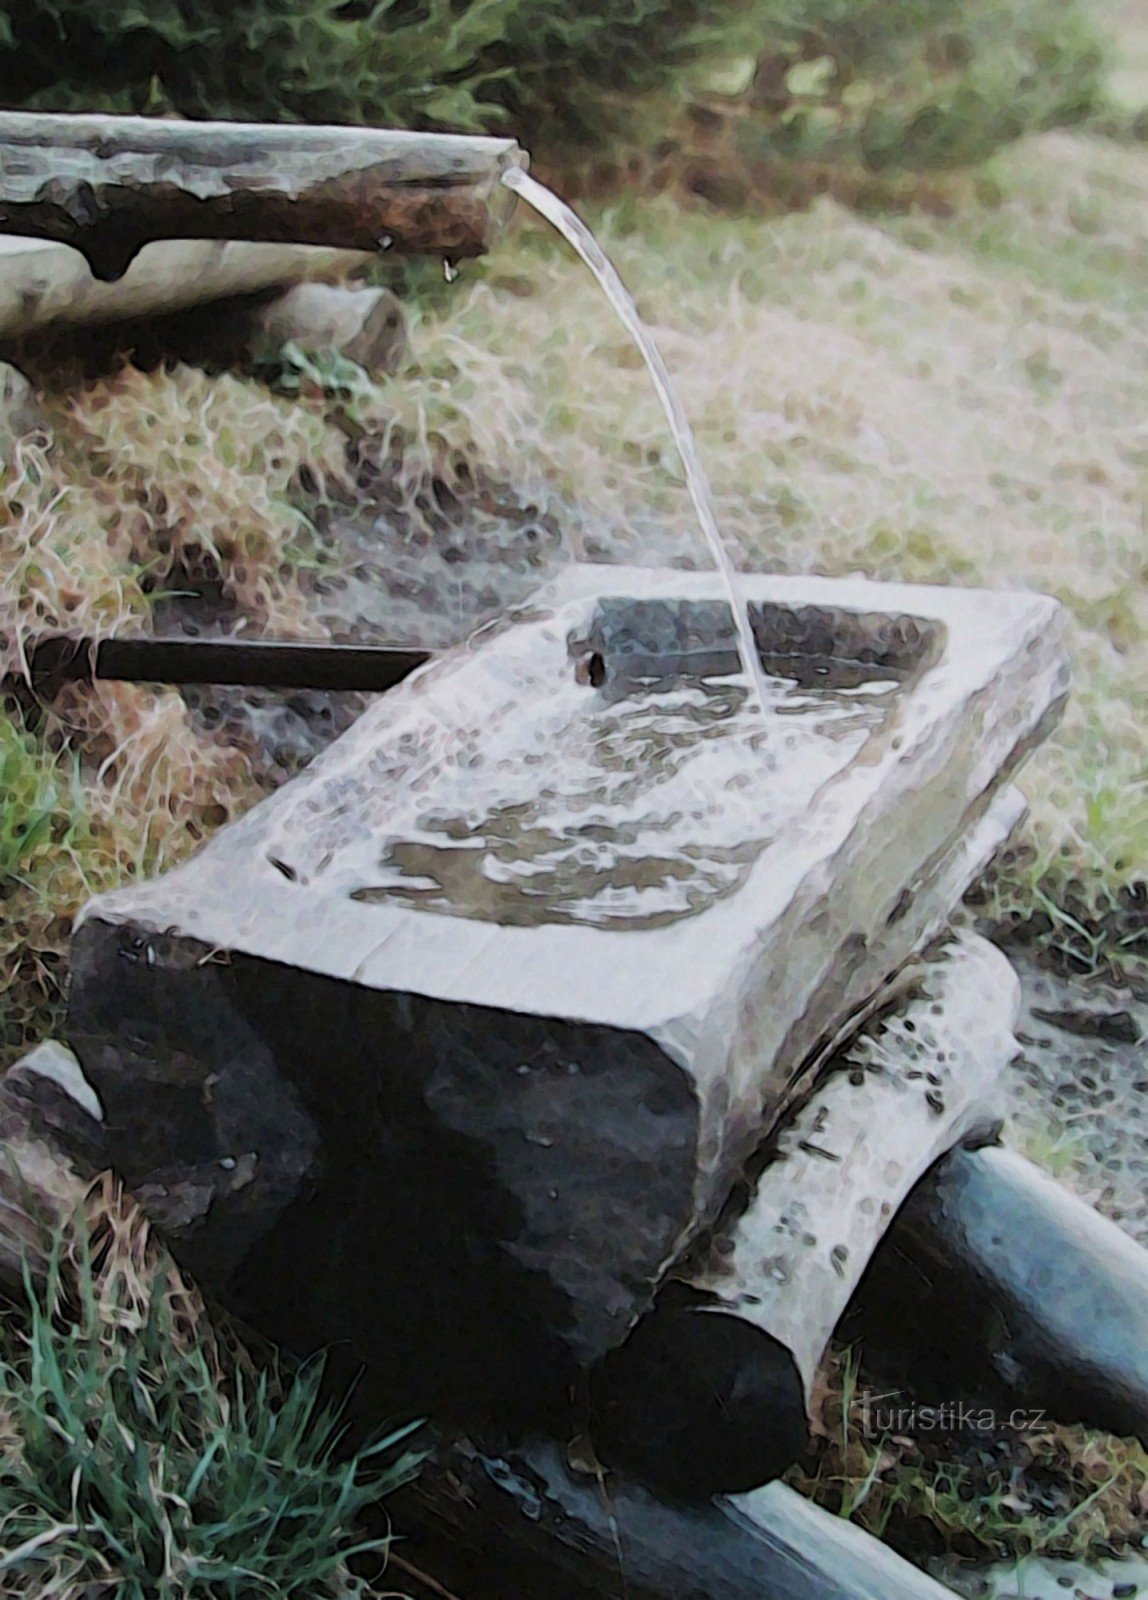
[64,564,1067,1432]
[1028,1003,1139,1045]
[11,1038,103,1122]
[0,361,45,452]
[0,1042,103,1290]
[248,282,408,374]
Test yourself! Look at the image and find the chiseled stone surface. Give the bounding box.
[65,565,1067,1422]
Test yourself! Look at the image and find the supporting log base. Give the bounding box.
[854,1144,1148,1445]
[587,931,1019,1499]
[393,1434,959,1600]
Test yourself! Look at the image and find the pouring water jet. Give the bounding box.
[501,166,774,720]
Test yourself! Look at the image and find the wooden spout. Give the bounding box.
[0,115,528,280]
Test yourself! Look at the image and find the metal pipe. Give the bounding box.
[28,634,431,694]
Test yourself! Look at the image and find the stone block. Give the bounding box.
[66,564,1067,1422]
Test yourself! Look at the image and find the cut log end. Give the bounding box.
[589,1305,809,1500]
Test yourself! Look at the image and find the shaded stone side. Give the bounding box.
[584,596,940,686]
[67,915,699,1430]
[67,919,321,1282]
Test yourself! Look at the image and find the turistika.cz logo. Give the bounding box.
[859,1393,1047,1436]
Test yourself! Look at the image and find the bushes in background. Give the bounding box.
[0,0,1106,169]
[736,0,1105,172]
[0,0,724,145]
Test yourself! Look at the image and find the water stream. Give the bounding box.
[338,657,900,930]
[501,167,774,720]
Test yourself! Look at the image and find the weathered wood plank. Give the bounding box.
[0,115,527,278]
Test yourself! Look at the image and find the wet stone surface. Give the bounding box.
[350,666,899,930]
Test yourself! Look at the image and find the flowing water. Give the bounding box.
[501,167,774,720]
[340,657,900,930]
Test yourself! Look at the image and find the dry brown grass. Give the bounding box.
[790,1345,1148,1565]
[51,363,349,632]
[0,367,353,1061]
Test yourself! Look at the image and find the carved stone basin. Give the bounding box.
[66,563,1067,1425]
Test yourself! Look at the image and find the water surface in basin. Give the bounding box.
[348,666,902,930]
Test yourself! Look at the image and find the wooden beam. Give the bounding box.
[393,1435,958,1600]
[0,115,527,278]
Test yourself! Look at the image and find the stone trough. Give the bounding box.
[65,563,1068,1459]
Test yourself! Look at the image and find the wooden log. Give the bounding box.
[244,282,408,373]
[0,234,373,340]
[0,115,527,279]
[588,932,1018,1498]
[392,1435,959,1600]
[859,1145,1148,1443]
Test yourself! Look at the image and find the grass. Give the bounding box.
[0,1175,421,1598]
[789,1345,1148,1565]
[0,369,350,1059]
